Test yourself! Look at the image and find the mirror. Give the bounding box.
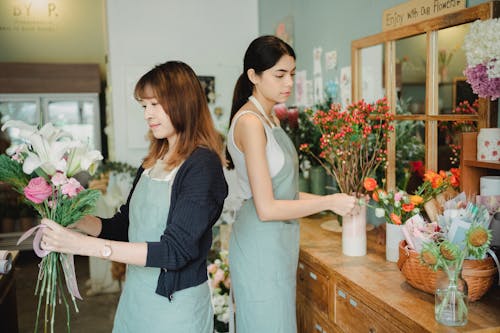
[352,2,497,190]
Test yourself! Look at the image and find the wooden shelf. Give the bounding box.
[460,132,500,196]
[463,159,500,170]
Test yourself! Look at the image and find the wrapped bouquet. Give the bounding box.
[0,120,102,332]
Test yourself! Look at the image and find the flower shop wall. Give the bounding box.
[106,0,258,166]
[258,0,493,106]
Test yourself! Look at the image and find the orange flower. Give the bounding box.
[409,195,424,205]
[372,191,380,202]
[450,175,459,188]
[431,174,443,189]
[424,170,439,182]
[363,177,377,192]
[390,213,402,225]
[402,203,415,212]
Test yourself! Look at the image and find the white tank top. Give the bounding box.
[227,96,285,199]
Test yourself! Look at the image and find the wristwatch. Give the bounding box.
[100,240,112,258]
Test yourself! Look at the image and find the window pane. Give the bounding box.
[47,100,97,149]
[395,119,425,193]
[396,34,427,115]
[437,23,476,114]
[360,44,385,103]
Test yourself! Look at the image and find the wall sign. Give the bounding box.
[382,0,465,31]
[0,0,61,33]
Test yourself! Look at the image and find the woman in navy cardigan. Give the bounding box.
[41,61,228,332]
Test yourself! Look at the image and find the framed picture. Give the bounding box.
[198,76,216,104]
[453,76,478,110]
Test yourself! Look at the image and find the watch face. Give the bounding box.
[102,245,112,257]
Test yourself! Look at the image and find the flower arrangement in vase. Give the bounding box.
[463,18,500,100]
[403,198,492,326]
[301,97,395,256]
[0,120,102,332]
[207,250,231,333]
[363,177,424,261]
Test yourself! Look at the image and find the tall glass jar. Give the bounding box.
[434,267,468,326]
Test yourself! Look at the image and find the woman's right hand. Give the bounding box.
[327,193,357,216]
[68,215,102,237]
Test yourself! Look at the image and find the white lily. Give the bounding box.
[65,144,103,177]
[1,120,37,139]
[23,137,71,175]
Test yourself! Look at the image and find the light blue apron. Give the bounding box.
[112,171,213,333]
[229,127,300,333]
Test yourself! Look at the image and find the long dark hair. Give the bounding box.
[135,61,224,170]
[226,35,295,168]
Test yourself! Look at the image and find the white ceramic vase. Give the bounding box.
[342,203,367,256]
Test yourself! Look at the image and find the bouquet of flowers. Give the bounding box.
[207,250,231,333]
[300,97,395,196]
[404,198,492,325]
[0,120,102,333]
[413,169,460,222]
[463,18,500,100]
[363,177,423,225]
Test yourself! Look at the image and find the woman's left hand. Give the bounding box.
[40,218,86,255]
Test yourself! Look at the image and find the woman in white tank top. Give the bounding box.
[226,35,357,333]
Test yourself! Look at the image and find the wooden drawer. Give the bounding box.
[335,282,403,333]
[297,260,329,314]
[297,292,339,333]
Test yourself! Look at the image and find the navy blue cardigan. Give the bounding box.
[99,147,228,299]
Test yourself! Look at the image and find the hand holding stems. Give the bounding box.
[40,218,88,256]
[327,193,357,216]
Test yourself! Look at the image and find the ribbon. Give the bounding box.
[17,224,82,300]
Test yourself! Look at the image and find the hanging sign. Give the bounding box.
[382,0,466,31]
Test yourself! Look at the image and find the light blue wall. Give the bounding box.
[258,0,492,99]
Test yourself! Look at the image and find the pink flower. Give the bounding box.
[61,178,83,197]
[207,263,217,274]
[273,103,288,121]
[51,172,68,186]
[24,177,53,204]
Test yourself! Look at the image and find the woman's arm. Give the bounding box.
[234,113,356,221]
[41,218,147,266]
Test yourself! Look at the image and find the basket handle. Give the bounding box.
[397,247,409,271]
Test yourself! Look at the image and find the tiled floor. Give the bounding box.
[15,251,120,333]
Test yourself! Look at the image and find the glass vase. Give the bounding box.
[434,268,468,326]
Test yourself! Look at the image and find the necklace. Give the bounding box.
[248,96,276,127]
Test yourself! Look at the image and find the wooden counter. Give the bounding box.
[297,215,500,333]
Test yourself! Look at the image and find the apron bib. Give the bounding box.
[229,127,300,333]
[112,172,213,333]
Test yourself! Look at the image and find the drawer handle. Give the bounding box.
[314,323,323,332]
[337,290,346,299]
[299,263,304,270]
[369,328,376,333]
[349,298,358,307]
[309,272,317,280]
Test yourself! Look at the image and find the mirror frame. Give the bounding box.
[352,1,500,190]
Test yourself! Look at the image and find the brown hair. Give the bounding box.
[134,61,223,169]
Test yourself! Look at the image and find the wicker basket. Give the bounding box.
[397,240,497,302]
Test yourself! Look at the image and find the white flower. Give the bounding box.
[463,18,500,78]
[65,143,103,177]
[375,208,385,218]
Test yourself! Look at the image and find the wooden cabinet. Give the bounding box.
[297,216,500,333]
[460,132,500,197]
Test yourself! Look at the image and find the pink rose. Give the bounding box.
[61,178,83,197]
[24,177,53,204]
